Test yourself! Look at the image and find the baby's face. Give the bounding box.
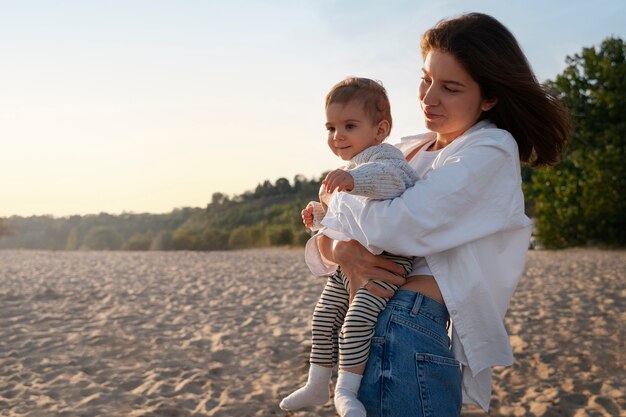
[325,101,382,160]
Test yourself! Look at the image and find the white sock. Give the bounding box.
[280,364,332,410]
[334,370,366,417]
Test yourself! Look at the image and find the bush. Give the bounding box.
[199,228,230,250]
[266,225,294,246]
[82,226,123,250]
[228,225,266,249]
[123,233,152,251]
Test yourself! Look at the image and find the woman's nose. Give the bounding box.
[421,85,438,106]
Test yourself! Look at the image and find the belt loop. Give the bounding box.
[410,293,423,317]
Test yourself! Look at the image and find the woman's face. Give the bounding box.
[419,50,496,145]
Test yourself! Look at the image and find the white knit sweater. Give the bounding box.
[308,143,419,230]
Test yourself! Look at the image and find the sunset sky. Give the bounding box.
[2,0,625,217]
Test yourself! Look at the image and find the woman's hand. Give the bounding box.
[322,237,407,302]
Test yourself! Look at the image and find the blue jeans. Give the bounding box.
[357,290,462,417]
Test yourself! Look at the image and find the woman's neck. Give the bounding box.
[429,138,451,151]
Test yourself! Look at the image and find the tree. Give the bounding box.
[123,233,152,251]
[266,225,294,246]
[82,226,123,250]
[274,177,292,195]
[228,225,266,249]
[0,218,11,237]
[527,37,626,247]
[211,192,229,205]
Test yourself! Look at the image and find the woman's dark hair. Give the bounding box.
[421,13,570,166]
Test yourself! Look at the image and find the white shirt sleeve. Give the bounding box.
[321,137,526,257]
[304,233,338,276]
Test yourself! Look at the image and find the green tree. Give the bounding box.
[266,225,294,246]
[150,230,174,250]
[0,218,11,237]
[228,225,266,248]
[528,37,626,248]
[82,226,123,250]
[199,228,230,250]
[123,233,153,251]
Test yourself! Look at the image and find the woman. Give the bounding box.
[304,13,570,417]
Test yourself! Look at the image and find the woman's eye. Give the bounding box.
[444,86,459,93]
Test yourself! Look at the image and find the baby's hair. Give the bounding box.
[325,77,392,134]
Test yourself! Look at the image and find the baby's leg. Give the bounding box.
[311,271,349,366]
[280,271,349,411]
[334,282,397,417]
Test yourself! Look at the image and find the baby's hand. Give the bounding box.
[323,169,354,194]
[301,205,314,229]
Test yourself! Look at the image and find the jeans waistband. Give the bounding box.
[388,290,450,326]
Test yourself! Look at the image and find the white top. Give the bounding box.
[304,120,532,411]
[407,143,443,276]
[312,142,419,240]
[411,142,443,179]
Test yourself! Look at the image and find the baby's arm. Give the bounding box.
[347,160,416,199]
[332,144,418,200]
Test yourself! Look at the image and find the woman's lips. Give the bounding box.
[424,111,443,120]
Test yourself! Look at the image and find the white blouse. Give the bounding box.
[407,143,442,276]
[304,120,533,411]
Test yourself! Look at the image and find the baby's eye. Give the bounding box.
[327,126,335,132]
[346,124,356,130]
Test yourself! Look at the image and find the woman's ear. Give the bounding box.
[375,120,391,143]
[481,97,498,112]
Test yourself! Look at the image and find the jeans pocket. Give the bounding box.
[391,315,450,348]
[371,337,385,345]
[414,353,462,417]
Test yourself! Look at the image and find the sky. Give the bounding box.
[1,0,625,217]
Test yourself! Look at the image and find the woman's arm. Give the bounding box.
[318,234,406,301]
[322,136,528,256]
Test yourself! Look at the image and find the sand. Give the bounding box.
[0,248,624,417]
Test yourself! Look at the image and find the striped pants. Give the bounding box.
[310,253,413,369]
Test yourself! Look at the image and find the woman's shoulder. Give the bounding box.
[457,121,518,155]
[393,132,436,155]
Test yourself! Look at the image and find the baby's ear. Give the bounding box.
[375,120,391,143]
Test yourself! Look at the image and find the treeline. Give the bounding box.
[0,175,321,251]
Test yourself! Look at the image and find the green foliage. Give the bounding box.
[122,233,153,251]
[0,175,322,251]
[526,37,626,248]
[0,218,12,237]
[150,231,174,251]
[82,226,123,250]
[266,225,294,246]
[228,225,267,249]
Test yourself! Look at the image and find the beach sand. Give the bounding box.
[0,249,624,417]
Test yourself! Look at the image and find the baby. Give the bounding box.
[280,77,419,417]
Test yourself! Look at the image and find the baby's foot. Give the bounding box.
[334,387,366,417]
[279,384,330,410]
